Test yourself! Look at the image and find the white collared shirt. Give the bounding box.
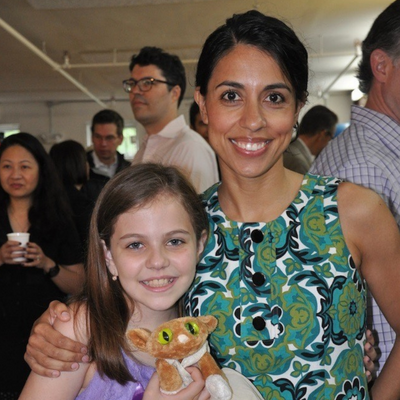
[92,151,118,178]
[132,115,219,193]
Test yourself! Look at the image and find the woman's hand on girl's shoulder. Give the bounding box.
[25,300,89,377]
[143,367,210,400]
[19,303,92,400]
[53,302,88,344]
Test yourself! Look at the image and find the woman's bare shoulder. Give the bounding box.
[337,181,400,269]
[337,181,386,221]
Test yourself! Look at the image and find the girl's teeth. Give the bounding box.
[143,278,173,287]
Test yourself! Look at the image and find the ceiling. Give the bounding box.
[0,0,393,106]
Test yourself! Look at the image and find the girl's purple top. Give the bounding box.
[76,352,154,400]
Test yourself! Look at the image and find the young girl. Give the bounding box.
[19,163,262,400]
[19,163,210,400]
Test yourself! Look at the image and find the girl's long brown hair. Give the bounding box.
[73,163,208,384]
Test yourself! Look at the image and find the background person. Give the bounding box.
[50,140,93,248]
[0,133,84,399]
[310,0,400,378]
[125,46,218,193]
[189,100,221,179]
[189,100,209,143]
[284,105,338,174]
[83,109,131,202]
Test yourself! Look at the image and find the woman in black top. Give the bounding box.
[0,133,84,399]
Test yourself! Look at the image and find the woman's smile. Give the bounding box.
[230,138,271,153]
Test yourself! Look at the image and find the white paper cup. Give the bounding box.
[7,232,30,262]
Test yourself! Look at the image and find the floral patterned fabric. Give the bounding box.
[185,174,369,399]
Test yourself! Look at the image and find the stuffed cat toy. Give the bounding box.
[127,315,232,400]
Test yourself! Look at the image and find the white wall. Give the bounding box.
[0,100,136,151]
[0,92,353,151]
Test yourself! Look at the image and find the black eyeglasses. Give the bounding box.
[122,77,175,93]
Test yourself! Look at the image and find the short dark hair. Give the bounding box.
[189,101,200,128]
[91,109,124,137]
[50,140,88,187]
[298,105,338,137]
[357,0,400,93]
[129,46,186,106]
[196,10,308,105]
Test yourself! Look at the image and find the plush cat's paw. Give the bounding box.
[206,374,232,400]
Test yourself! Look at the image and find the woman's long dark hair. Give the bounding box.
[0,133,73,234]
[74,163,209,384]
[49,140,88,187]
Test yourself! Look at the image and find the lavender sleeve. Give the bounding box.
[76,352,154,400]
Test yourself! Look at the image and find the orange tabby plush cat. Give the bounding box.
[127,315,232,400]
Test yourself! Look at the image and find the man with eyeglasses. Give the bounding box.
[123,46,218,193]
[83,109,131,202]
[283,105,338,174]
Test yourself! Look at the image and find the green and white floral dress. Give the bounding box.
[185,174,369,399]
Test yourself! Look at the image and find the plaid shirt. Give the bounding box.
[310,104,400,375]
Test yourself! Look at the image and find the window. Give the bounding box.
[0,124,20,145]
[118,127,137,160]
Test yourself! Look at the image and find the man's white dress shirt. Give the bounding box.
[132,115,219,193]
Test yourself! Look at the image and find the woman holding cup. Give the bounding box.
[0,133,84,399]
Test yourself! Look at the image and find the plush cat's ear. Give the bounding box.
[197,315,218,333]
[127,328,151,351]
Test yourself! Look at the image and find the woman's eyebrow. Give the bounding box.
[216,81,292,92]
[216,81,245,89]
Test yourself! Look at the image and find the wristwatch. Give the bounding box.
[45,264,60,278]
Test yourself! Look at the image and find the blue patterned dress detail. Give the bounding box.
[185,173,369,399]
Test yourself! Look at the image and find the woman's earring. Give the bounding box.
[112,275,118,281]
[291,122,299,142]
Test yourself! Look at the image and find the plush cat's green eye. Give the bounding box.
[185,322,199,335]
[158,328,173,344]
